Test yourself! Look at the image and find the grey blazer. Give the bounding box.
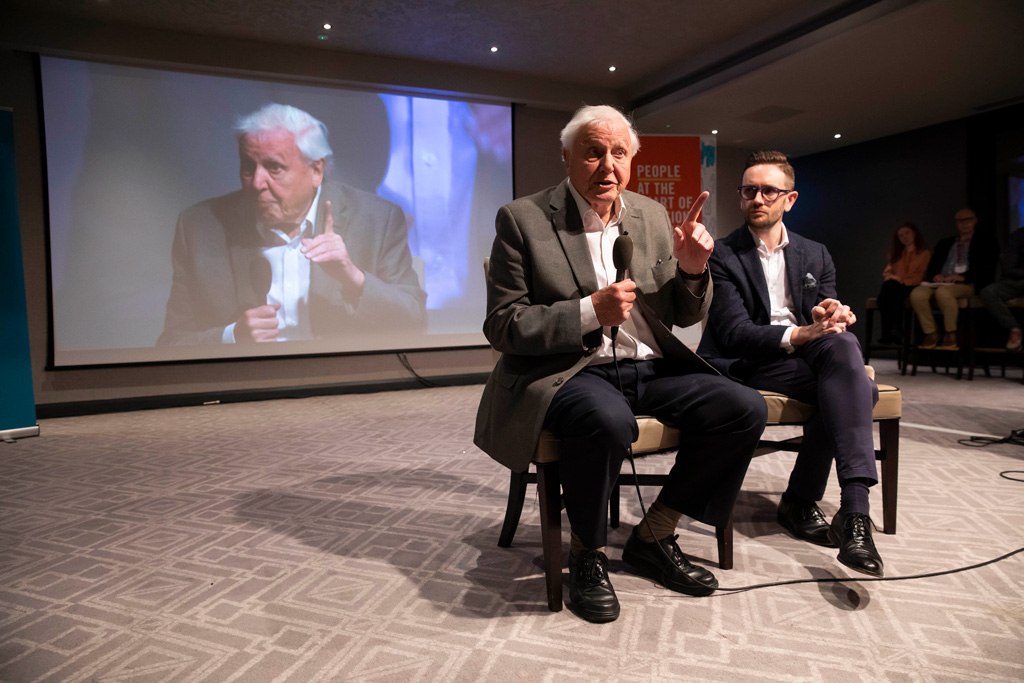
[157,182,426,346]
[474,180,717,473]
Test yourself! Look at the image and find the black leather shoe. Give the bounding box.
[827,512,884,577]
[567,549,619,623]
[777,499,836,547]
[622,528,717,596]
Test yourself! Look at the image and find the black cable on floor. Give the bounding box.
[396,352,440,388]
[708,546,1024,594]
[957,428,1024,448]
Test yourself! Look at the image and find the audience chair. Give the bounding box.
[972,296,1024,384]
[862,297,912,371]
[908,295,974,380]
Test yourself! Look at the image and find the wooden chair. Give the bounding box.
[497,370,903,612]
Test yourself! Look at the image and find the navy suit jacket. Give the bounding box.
[697,225,836,378]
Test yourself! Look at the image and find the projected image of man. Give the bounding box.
[157,103,426,346]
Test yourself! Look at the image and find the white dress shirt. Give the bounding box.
[223,186,321,343]
[567,182,662,365]
[748,223,798,351]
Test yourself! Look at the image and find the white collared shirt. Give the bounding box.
[748,223,798,350]
[223,186,321,343]
[568,182,662,364]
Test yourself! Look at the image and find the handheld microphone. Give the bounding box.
[612,233,633,284]
[610,233,633,343]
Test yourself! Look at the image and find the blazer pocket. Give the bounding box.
[650,259,677,288]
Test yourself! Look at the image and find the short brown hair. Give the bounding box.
[744,150,795,188]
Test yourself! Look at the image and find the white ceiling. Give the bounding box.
[5,0,1024,156]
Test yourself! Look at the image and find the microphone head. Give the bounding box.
[612,234,634,272]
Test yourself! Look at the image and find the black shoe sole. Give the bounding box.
[622,546,717,597]
[567,599,620,623]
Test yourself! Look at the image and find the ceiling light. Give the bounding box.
[834,133,842,139]
[711,129,718,135]
[323,23,331,30]
[490,46,498,53]
[608,66,616,72]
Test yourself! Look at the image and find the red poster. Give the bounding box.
[627,136,702,225]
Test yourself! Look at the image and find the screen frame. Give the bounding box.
[36,54,515,370]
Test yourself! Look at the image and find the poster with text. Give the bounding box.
[628,134,717,235]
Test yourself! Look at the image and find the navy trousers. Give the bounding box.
[739,332,879,503]
[543,359,767,550]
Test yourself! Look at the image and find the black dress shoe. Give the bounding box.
[827,512,884,577]
[776,499,836,547]
[568,549,619,623]
[622,528,717,597]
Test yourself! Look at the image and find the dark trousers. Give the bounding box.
[739,333,879,503]
[543,359,767,550]
[876,280,914,339]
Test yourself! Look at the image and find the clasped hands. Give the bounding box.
[592,192,713,327]
[790,297,856,346]
[237,200,365,342]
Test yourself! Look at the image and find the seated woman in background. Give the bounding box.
[876,222,930,345]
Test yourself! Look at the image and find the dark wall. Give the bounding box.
[785,118,972,346]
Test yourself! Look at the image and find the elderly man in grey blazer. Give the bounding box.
[474,105,766,623]
[158,103,425,347]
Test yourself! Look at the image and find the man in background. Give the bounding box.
[158,103,425,346]
[698,150,884,577]
[908,208,998,350]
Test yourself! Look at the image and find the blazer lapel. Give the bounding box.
[737,228,771,317]
[550,181,599,296]
[229,197,267,310]
[784,237,807,324]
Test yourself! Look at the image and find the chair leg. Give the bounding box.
[498,469,529,548]
[536,461,563,612]
[716,517,734,570]
[878,419,899,535]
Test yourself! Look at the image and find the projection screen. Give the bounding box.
[40,57,512,366]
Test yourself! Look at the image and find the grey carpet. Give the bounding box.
[1,360,1022,682]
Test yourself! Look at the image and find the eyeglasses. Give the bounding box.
[737,185,793,202]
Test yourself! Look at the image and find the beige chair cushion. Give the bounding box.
[530,363,900,464]
[760,383,901,424]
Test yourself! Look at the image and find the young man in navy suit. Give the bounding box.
[698,151,884,577]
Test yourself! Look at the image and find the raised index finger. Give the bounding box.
[683,191,710,226]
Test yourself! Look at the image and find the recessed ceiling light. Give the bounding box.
[323,23,331,30]
[608,66,616,72]
[490,46,498,53]
[711,129,718,135]
[834,133,842,139]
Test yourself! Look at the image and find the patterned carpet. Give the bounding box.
[1,360,1022,682]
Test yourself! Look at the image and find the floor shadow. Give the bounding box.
[233,466,549,619]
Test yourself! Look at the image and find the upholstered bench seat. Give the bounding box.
[498,374,902,612]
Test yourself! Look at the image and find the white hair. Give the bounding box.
[235,103,333,165]
[559,104,641,155]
